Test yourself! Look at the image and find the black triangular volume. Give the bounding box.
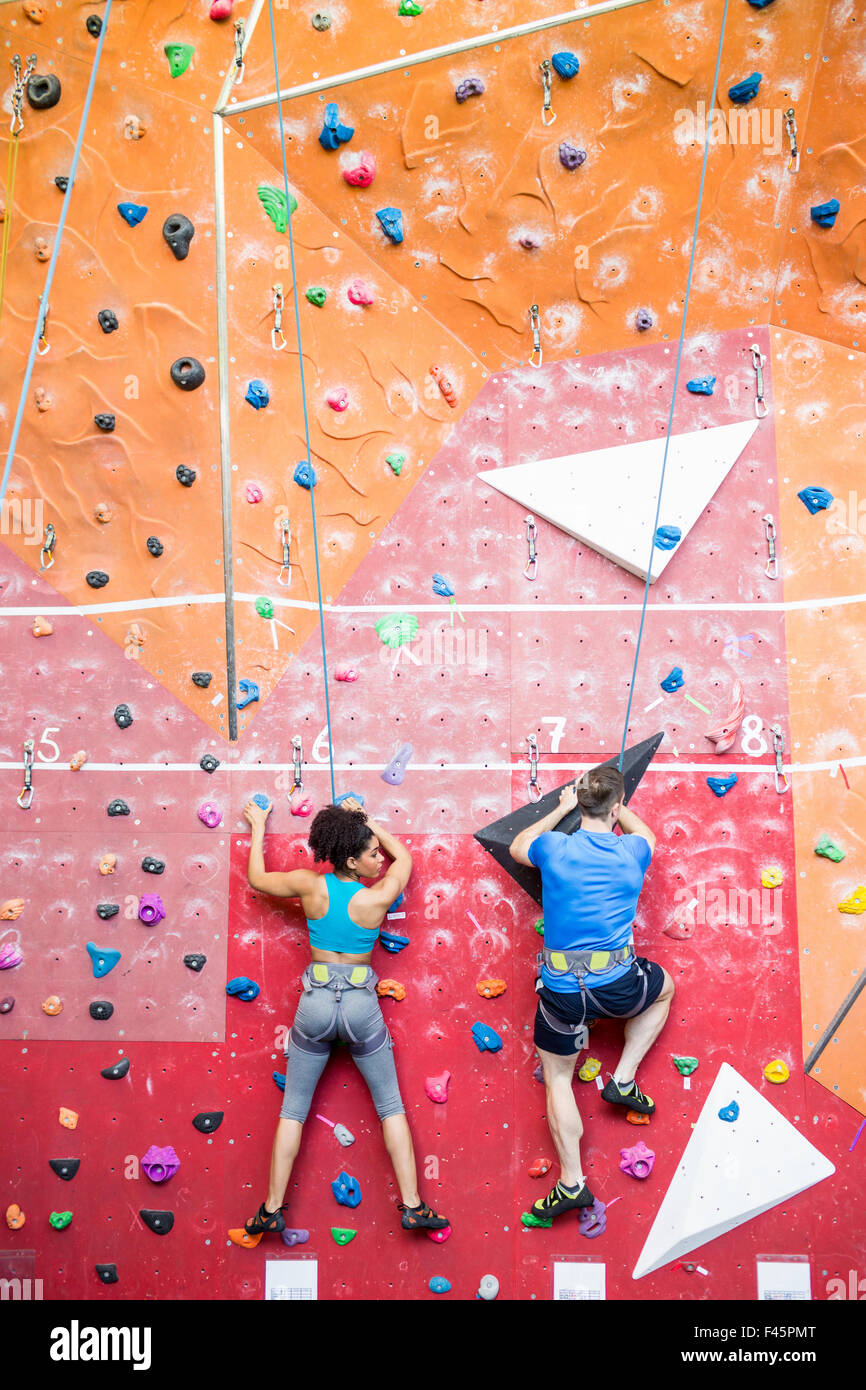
[95,1264,118,1284]
[473,733,664,906]
[100,1056,130,1079]
[139,1209,174,1235]
[49,1158,81,1181]
[192,1111,224,1133]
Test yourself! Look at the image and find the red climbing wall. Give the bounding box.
[2,0,865,1303]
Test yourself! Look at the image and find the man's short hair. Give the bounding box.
[576,766,625,819]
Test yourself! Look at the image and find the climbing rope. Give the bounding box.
[265,0,337,802]
[618,0,732,771]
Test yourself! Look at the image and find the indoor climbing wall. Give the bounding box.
[1,0,864,1302]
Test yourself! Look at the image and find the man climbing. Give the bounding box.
[508,765,674,1221]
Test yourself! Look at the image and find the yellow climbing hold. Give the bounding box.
[761,866,783,889]
[838,886,866,915]
[763,1059,789,1084]
[578,1057,601,1082]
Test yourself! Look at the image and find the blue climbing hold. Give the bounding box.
[728,72,762,105]
[253,793,271,810]
[380,930,411,954]
[810,198,840,228]
[334,791,366,807]
[552,51,580,79]
[293,460,317,489]
[432,573,455,597]
[654,525,681,551]
[472,1021,503,1053]
[719,1100,740,1123]
[86,943,121,978]
[117,202,148,226]
[747,0,775,7]
[429,1276,451,1294]
[660,666,684,693]
[376,207,404,244]
[707,774,738,798]
[318,102,354,151]
[273,1071,286,1091]
[226,976,260,1001]
[245,380,270,410]
[686,376,715,395]
[331,1171,362,1208]
[797,486,834,514]
[237,679,260,710]
[388,893,404,911]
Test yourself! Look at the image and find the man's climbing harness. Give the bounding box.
[524,515,538,581]
[527,734,540,802]
[528,304,542,369]
[540,944,648,1022]
[17,740,35,809]
[750,344,768,418]
[539,60,556,126]
[271,284,287,350]
[762,513,778,579]
[771,724,788,794]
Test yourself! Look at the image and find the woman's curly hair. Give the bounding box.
[308,804,373,873]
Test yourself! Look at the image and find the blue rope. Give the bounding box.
[265,0,336,802]
[1,2,114,507]
[618,0,732,770]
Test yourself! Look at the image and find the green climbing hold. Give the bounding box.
[815,835,845,862]
[331,1226,356,1245]
[258,185,298,235]
[164,43,195,78]
[255,597,274,620]
[50,1210,73,1229]
[673,1056,699,1076]
[374,613,418,648]
[534,917,545,936]
[398,0,423,13]
[306,287,327,307]
[521,1210,552,1229]
[385,452,405,476]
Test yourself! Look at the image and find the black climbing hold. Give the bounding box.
[162,213,195,261]
[90,1000,114,1021]
[176,464,197,487]
[55,176,69,193]
[95,1263,118,1283]
[114,703,133,728]
[0,997,15,1014]
[170,357,205,391]
[200,754,220,774]
[192,1111,224,1133]
[146,537,164,557]
[141,856,165,875]
[139,1209,174,1235]
[98,309,118,333]
[94,413,115,432]
[86,15,103,37]
[97,903,120,920]
[184,953,207,972]
[192,671,212,688]
[49,1158,81,1181]
[107,799,130,817]
[86,571,110,589]
[27,74,62,111]
[100,1056,130,1079]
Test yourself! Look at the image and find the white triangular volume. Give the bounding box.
[477,420,759,583]
[632,1063,835,1280]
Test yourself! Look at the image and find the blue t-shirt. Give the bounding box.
[528,829,652,993]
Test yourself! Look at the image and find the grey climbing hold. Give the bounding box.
[94,413,115,432]
[162,213,195,260]
[139,1209,174,1235]
[141,857,165,875]
[191,672,212,687]
[184,953,207,972]
[97,903,120,920]
[170,357,205,390]
[147,537,164,557]
[97,309,118,333]
[192,1111,224,1133]
[95,1263,118,1283]
[312,10,332,28]
[27,74,62,110]
[89,1000,114,1021]
[114,703,133,728]
[86,16,103,37]
[176,464,197,487]
[55,176,69,193]
[107,799,130,817]
[86,571,110,588]
[200,754,220,773]
[49,1159,81,1181]
[100,1056,130,1079]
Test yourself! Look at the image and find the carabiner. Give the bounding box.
[750,344,768,419]
[271,284,286,351]
[540,60,556,126]
[36,296,50,355]
[10,55,37,137]
[527,734,541,802]
[40,522,56,571]
[784,107,800,174]
[17,739,34,809]
[291,735,303,794]
[233,19,245,85]
[277,518,292,586]
[762,514,778,580]
[524,515,538,581]
[771,724,788,794]
[529,304,542,369]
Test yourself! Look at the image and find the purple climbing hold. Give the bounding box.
[281,1227,310,1247]
[0,996,14,1014]
[138,893,165,925]
[635,308,653,331]
[455,77,485,103]
[578,1197,607,1238]
[558,142,586,170]
[141,1145,180,1183]
[381,743,413,786]
[0,944,23,970]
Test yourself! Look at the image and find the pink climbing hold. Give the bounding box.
[141,1144,180,1182]
[209,0,234,17]
[705,679,745,755]
[0,943,23,970]
[347,279,375,307]
[663,919,694,940]
[425,1070,450,1103]
[427,1224,452,1244]
[619,1141,655,1179]
[290,792,314,817]
[334,666,359,682]
[327,388,349,412]
[245,483,263,503]
[197,802,223,828]
[342,152,376,187]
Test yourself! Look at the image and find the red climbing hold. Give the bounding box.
[529,1157,553,1179]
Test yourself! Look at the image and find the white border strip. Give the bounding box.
[1,758,860,775]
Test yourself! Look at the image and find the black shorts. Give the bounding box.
[533,957,666,1056]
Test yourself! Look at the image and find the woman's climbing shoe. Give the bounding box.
[601,1078,656,1115]
[531,1179,595,1220]
[398,1199,450,1231]
[244,1201,287,1236]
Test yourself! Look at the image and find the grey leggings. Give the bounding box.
[279,964,405,1124]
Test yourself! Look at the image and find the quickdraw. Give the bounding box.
[277,518,292,585]
[17,739,34,809]
[291,735,304,794]
[40,523,57,571]
[784,107,800,174]
[529,304,542,369]
[233,19,246,85]
[762,513,778,580]
[524,515,538,581]
[272,284,286,351]
[539,60,556,126]
[10,54,38,138]
[750,344,768,419]
[527,734,541,802]
[771,723,788,794]
[37,293,50,355]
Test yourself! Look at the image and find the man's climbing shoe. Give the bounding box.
[244,1201,287,1237]
[601,1078,656,1115]
[397,1199,449,1231]
[531,1179,595,1220]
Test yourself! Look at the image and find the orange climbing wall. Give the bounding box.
[1,0,864,1302]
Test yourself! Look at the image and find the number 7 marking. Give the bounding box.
[541,716,566,753]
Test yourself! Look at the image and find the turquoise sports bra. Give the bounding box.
[306,874,380,955]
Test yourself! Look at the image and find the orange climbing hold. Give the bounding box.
[626,1111,651,1126]
[99,855,117,875]
[42,995,63,1015]
[376,979,406,1001]
[59,1107,79,1129]
[5,1204,25,1230]
[0,899,26,920]
[69,750,88,770]
[476,978,507,998]
[228,1227,263,1248]
[430,365,457,408]
[529,1157,552,1179]
[32,615,53,636]
[663,920,694,940]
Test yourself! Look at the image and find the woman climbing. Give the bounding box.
[239,796,449,1241]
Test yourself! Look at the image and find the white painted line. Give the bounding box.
[0,757,860,775]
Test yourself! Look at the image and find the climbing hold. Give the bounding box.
[58,1108,78,1131]
[578,1057,601,1082]
[6,1204,26,1229]
[763,1059,789,1084]
[306,286,328,306]
[210,0,234,17]
[318,103,354,151]
[521,1210,552,1229]
[797,486,834,513]
[101,1057,130,1079]
[117,202,148,227]
[258,185,297,233]
[375,613,418,649]
[686,376,715,395]
[534,917,545,935]
[578,1198,607,1239]
[293,460,317,489]
[289,792,314,817]
[256,598,274,620]
[673,1056,699,1075]
[123,113,146,140]
[707,774,738,797]
[144,537,164,560]
[347,279,375,306]
[96,903,119,920]
[114,704,133,728]
[228,1227,262,1248]
[226,976,260,1001]
[193,1111,223,1133]
[331,1171,362,1208]
[273,1072,286,1091]
[385,451,405,476]
[141,1145,180,1182]
[455,77,485,103]
[86,943,121,978]
[619,1141,655,1179]
[664,920,695,940]
[311,8,331,28]
[376,979,406,1001]
[86,571,110,589]
[99,855,117,876]
[281,1228,310,1246]
[49,1211,73,1230]
[760,866,783,889]
[139,1209,174,1234]
[245,380,269,410]
[728,73,762,104]
[32,614,53,637]
[747,0,775,6]
[718,1100,740,1122]
[198,802,223,828]
[626,1110,651,1125]
[334,790,366,807]
[382,743,413,786]
[95,1264,118,1284]
[559,142,587,169]
[245,484,263,504]
[98,309,118,333]
[89,1001,114,1021]
[398,0,423,12]
[533,1062,544,1084]
[237,679,260,710]
[635,308,653,331]
[327,389,349,412]
[471,1021,503,1053]
[192,672,212,688]
[810,198,840,228]
[705,679,745,755]
[529,1157,553,1179]
[388,893,404,911]
[552,51,580,79]
[252,793,271,810]
[660,666,684,693]
[49,1159,81,1181]
[425,1070,450,1103]
[815,835,845,862]
[333,1124,354,1147]
[330,1227,356,1245]
[654,525,681,550]
[0,944,23,970]
[429,1276,451,1294]
[476,978,507,999]
[176,465,197,486]
[838,887,866,915]
[94,413,115,432]
[430,365,457,407]
[162,213,195,260]
[334,666,359,683]
[138,893,165,924]
[427,1224,451,1244]
[184,954,207,972]
[42,996,63,1015]
[0,900,25,920]
[170,358,205,391]
[164,43,194,78]
[69,750,87,770]
[24,1,48,22]
[200,753,220,773]
[35,237,51,262]
[432,573,455,598]
[376,207,404,244]
[107,799,130,817]
[0,997,14,1014]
